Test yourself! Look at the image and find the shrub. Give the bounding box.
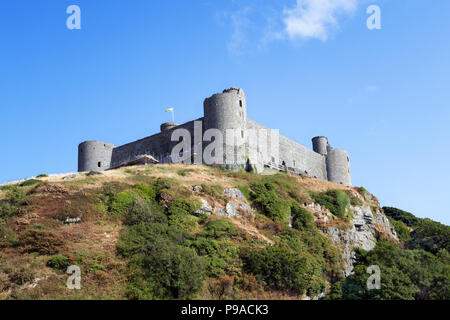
[124,196,166,226]
[36,174,48,178]
[118,221,204,300]
[243,244,317,295]
[330,240,450,300]
[236,185,251,201]
[409,218,450,254]
[250,182,288,221]
[5,186,30,207]
[0,186,30,219]
[177,169,194,176]
[200,219,237,238]
[389,218,411,241]
[126,243,205,300]
[0,224,18,248]
[19,179,42,187]
[132,183,156,202]
[167,199,200,217]
[311,190,350,219]
[47,255,70,270]
[291,203,314,231]
[9,266,34,285]
[382,207,420,228]
[200,184,223,198]
[109,190,135,218]
[19,229,66,255]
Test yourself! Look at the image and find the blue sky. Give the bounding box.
[0,1,449,224]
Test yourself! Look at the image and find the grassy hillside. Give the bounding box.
[0,164,447,300]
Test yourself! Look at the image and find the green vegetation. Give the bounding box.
[328,240,449,300]
[19,179,42,187]
[36,174,48,178]
[249,182,289,222]
[1,166,447,300]
[47,254,71,270]
[290,203,314,230]
[177,168,195,176]
[242,244,324,296]
[200,184,223,198]
[383,207,420,228]
[389,218,411,241]
[310,190,350,219]
[0,186,31,220]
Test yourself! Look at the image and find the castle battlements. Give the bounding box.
[78,88,352,186]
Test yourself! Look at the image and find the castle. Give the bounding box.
[78,87,352,187]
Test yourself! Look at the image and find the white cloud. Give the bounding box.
[227,7,252,55]
[283,0,359,41]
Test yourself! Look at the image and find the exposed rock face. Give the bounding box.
[223,188,245,201]
[210,188,255,219]
[317,192,398,276]
[195,199,213,215]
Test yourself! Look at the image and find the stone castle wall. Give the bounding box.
[78,87,352,186]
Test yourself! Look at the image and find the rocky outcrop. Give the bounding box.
[195,188,255,219]
[313,192,398,276]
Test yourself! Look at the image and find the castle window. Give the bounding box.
[239,100,243,107]
[241,131,244,138]
[293,160,296,167]
[98,162,101,168]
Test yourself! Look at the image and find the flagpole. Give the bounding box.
[172,109,174,123]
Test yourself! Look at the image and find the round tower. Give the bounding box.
[326,149,352,187]
[312,136,329,156]
[160,122,179,132]
[203,87,247,168]
[78,141,115,172]
[203,87,247,132]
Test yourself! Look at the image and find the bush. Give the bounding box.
[19,179,42,187]
[409,219,450,254]
[0,186,30,219]
[36,174,48,178]
[118,220,204,299]
[200,219,237,238]
[328,240,450,300]
[127,243,205,300]
[124,196,166,226]
[167,199,200,216]
[236,185,251,201]
[109,190,135,218]
[19,229,66,255]
[177,169,194,176]
[132,183,156,202]
[243,244,317,295]
[383,207,420,228]
[311,190,350,219]
[389,218,411,241]
[5,186,30,207]
[291,203,314,231]
[200,184,223,198]
[250,182,288,222]
[47,254,70,270]
[0,224,18,248]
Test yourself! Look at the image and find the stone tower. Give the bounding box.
[78,141,115,172]
[203,87,247,169]
[312,136,329,156]
[326,149,352,186]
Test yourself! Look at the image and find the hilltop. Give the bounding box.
[0,165,448,300]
